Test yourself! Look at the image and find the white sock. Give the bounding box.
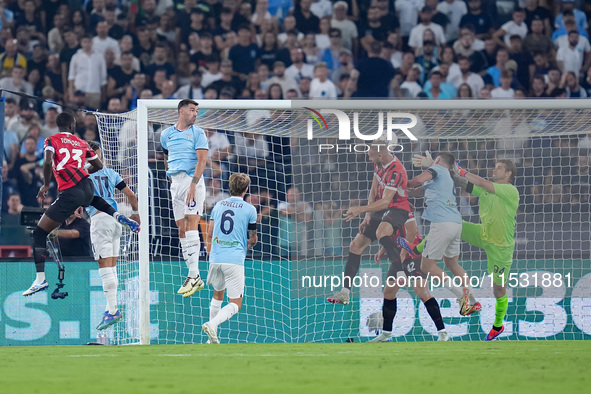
[100,267,118,314]
[113,212,121,220]
[210,298,223,321]
[35,272,46,284]
[179,238,189,265]
[341,287,351,295]
[382,330,392,336]
[185,230,201,278]
[445,282,466,299]
[209,302,239,329]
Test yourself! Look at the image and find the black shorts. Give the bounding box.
[361,208,409,242]
[45,177,95,223]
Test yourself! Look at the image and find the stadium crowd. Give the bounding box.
[1,0,590,258]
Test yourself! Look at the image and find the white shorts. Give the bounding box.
[423,221,462,261]
[90,212,122,260]
[170,172,206,221]
[206,263,245,299]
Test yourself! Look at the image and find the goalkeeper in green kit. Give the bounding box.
[402,152,519,341]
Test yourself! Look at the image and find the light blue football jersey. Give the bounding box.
[87,167,124,217]
[160,125,209,176]
[422,164,462,224]
[209,196,257,266]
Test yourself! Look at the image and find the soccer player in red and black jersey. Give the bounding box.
[23,112,140,297]
[328,140,411,306]
[369,211,449,342]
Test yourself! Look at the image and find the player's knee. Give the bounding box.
[383,285,398,299]
[33,226,49,247]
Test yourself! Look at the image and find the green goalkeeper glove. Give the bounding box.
[412,150,433,168]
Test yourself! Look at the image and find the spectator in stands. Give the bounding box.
[153,79,176,99]
[201,54,222,88]
[10,135,42,207]
[459,0,494,40]
[321,28,345,71]
[491,69,515,98]
[554,0,588,33]
[400,63,424,97]
[493,8,528,50]
[295,0,320,34]
[315,16,331,51]
[564,71,587,98]
[278,186,313,257]
[546,67,563,96]
[415,40,438,83]
[552,11,588,43]
[524,0,552,36]
[285,47,314,83]
[354,41,394,98]
[396,0,421,40]
[41,107,59,138]
[106,97,123,113]
[478,86,491,98]
[12,99,39,142]
[309,62,337,98]
[174,69,204,100]
[331,1,358,54]
[299,76,311,98]
[93,20,120,58]
[265,60,299,97]
[259,30,280,69]
[4,97,20,134]
[523,15,554,56]
[332,48,354,85]
[205,177,230,214]
[252,0,278,32]
[457,83,474,98]
[106,51,136,106]
[408,6,446,56]
[210,59,244,98]
[1,192,22,226]
[424,70,453,99]
[529,74,548,97]
[486,47,509,86]
[423,63,457,97]
[204,128,231,180]
[19,123,44,159]
[437,0,467,44]
[301,32,321,65]
[453,24,485,63]
[52,207,92,258]
[508,35,534,91]
[0,65,33,104]
[229,25,259,78]
[0,160,20,212]
[68,34,107,110]
[557,31,589,78]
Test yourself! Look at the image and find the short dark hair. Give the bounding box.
[437,152,455,168]
[498,159,517,182]
[178,99,198,112]
[56,112,76,131]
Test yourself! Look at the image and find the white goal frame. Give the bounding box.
[135,98,590,345]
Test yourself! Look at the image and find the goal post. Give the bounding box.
[92,98,591,345]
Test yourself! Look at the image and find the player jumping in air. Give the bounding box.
[327,140,411,308]
[371,213,450,342]
[23,112,140,296]
[86,141,141,330]
[409,152,519,341]
[401,152,480,316]
[202,173,257,344]
[160,99,209,298]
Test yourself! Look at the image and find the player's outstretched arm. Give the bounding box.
[454,162,496,194]
[122,186,140,224]
[343,187,396,222]
[407,170,433,189]
[86,155,104,174]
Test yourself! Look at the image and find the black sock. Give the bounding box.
[382,298,397,332]
[90,196,117,217]
[493,325,503,331]
[378,236,403,272]
[424,297,445,331]
[343,252,361,290]
[33,226,49,274]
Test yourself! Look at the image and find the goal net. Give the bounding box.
[94,99,591,344]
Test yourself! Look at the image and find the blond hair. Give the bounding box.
[229,173,251,196]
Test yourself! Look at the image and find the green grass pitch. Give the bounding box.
[1,341,589,393]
